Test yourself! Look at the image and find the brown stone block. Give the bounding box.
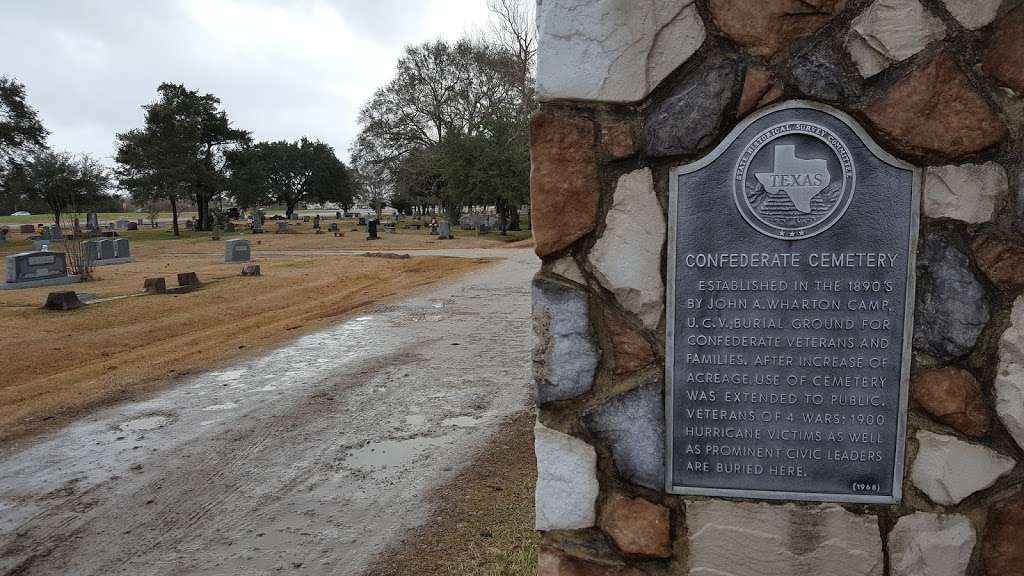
[984,492,1024,576]
[42,291,82,311]
[972,235,1024,289]
[599,493,672,558]
[538,547,646,576]
[864,53,1008,160]
[911,367,990,437]
[709,0,846,58]
[984,6,1024,94]
[604,309,654,375]
[530,112,600,257]
[143,277,167,294]
[738,67,784,118]
[600,122,637,161]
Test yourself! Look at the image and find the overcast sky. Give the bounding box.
[0,0,492,165]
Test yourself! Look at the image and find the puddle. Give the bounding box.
[118,415,172,432]
[404,415,427,426]
[344,437,448,470]
[202,403,238,411]
[212,370,247,382]
[441,416,479,428]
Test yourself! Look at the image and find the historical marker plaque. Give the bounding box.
[666,101,919,504]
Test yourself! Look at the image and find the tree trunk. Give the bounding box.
[171,197,180,237]
[509,205,521,231]
[286,200,298,220]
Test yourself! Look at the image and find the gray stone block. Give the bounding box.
[533,274,598,404]
[5,251,67,283]
[97,238,115,260]
[643,59,737,158]
[914,232,990,358]
[114,238,130,258]
[224,239,251,262]
[584,382,664,490]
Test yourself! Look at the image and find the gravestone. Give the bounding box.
[5,251,67,283]
[241,264,261,276]
[224,221,236,233]
[127,221,139,231]
[46,225,63,240]
[32,239,55,251]
[86,212,99,231]
[177,272,200,287]
[437,221,453,240]
[276,221,288,233]
[303,215,311,223]
[367,220,380,240]
[97,238,115,260]
[666,103,919,504]
[252,211,264,234]
[80,240,100,262]
[329,222,339,232]
[19,224,35,234]
[114,238,130,258]
[224,239,251,263]
[115,219,129,229]
[0,228,7,242]
[143,277,167,294]
[185,220,194,231]
[43,291,83,311]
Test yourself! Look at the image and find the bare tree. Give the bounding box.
[487,0,537,119]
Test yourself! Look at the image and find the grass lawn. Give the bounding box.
[0,240,490,443]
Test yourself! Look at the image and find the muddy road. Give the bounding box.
[0,248,537,575]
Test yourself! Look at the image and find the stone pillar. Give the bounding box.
[530,1,1024,575]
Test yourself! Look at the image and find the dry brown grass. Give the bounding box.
[0,245,488,443]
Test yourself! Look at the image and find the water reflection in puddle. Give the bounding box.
[344,437,448,469]
[118,415,172,432]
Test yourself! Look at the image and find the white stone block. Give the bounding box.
[911,430,1015,505]
[686,500,883,576]
[996,296,1024,451]
[924,162,1007,224]
[549,256,585,285]
[589,168,665,329]
[889,512,976,576]
[534,422,599,530]
[847,0,946,77]
[940,0,1001,30]
[536,0,705,102]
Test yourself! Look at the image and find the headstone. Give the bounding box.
[80,240,100,262]
[303,215,311,223]
[290,212,300,220]
[143,277,167,294]
[19,224,35,234]
[97,238,115,260]
[0,228,7,242]
[185,220,194,231]
[86,212,99,230]
[5,251,67,283]
[177,272,200,287]
[252,211,264,234]
[241,264,261,276]
[114,238,130,258]
[367,219,380,240]
[276,221,288,233]
[224,239,251,263]
[666,102,919,504]
[43,291,83,311]
[437,221,453,240]
[127,221,139,231]
[47,225,63,240]
[224,221,236,233]
[32,239,53,251]
[329,222,339,232]
[115,219,129,229]
[335,211,341,219]
[211,226,221,240]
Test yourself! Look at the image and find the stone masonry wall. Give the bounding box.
[530,1,1024,575]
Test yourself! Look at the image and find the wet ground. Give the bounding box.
[0,248,537,576]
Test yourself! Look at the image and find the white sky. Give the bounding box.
[0,0,492,165]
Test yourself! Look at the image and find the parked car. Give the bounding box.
[10,211,30,216]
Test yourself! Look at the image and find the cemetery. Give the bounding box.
[2,0,1022,574]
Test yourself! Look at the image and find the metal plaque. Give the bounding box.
[666,101,919,504]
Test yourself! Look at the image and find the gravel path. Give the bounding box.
[0,248,537,576]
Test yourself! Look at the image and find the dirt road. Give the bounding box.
[0,248,537,576]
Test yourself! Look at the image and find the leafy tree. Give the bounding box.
[0,76,49,213]
[10,151,110,227]
[351,28,532,228]
[226,138,351,218]
[115,83,249,232]
[0,77,48,172]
